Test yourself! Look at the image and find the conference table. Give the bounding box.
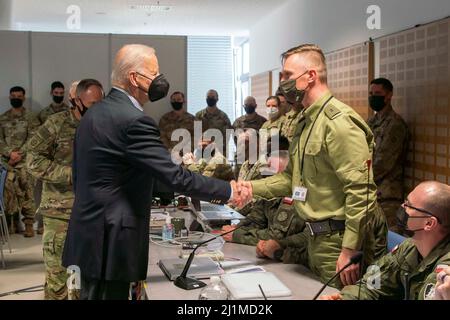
[144,205,339,300]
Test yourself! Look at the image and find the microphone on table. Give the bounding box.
[312,252,363,300]
[174,216,265,290]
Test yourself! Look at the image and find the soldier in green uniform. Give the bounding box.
[320,181,450,300]
[261,96,286,133]
[182,136,234,181]
[195,89,232,151]
[276,90,292,116]
[368,78,409,233]
[236,44,385,289]
[38,81,69,124]
[26,79,104,300]
[159,91,195,153]
[0,86,40,237]
[281,101,303,142]
[232,96,267,132]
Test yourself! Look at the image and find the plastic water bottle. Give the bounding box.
[198,276,229,300]
[162,214,174,241]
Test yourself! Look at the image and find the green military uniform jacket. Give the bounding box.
[281,109,302,142]
[0,107,40,166]
[251,91,378,250]
[38,103,69,125]
[158,110,195,151]
[261,114,286,133]
[195,107,232,148]
[232,197,305,246]
[368,107,409,201]
[26,110,79,220]
[341,236,450,300]
[187,150,234,181]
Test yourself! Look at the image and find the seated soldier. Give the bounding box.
[222,146,304,247]
[182,136,234,181]
[320,181,450,300]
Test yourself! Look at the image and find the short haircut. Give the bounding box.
[281,44,327,84]
[10,86,25,95]
[421,181,450,230]
[170,91,185,99]
[207,89,219,97]
[266,95,280,106]
[371,78,394,92]
[51,81,65,91]
[76,79,104,97]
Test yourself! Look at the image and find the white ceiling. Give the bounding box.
[7,0,289,37]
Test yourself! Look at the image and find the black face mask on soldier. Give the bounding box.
[244,105,256,114]
[171,101,183,111]
[206,97,217,107]
[396,205,440,237]
[136,72,170,102]
[10,98,23,109]
[369,95,386,112]
[53,95,64,104]
[76,98,89,117]
[279,70,309,104]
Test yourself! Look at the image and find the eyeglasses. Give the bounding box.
[402,200,441,224]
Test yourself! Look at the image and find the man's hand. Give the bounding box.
[235,180,253,208]
[9,151,22,166]
[319,293,343,300]
[256,240,266,258]
[221,225,236,242]
[182,152,195,165]
[435,267,450,300]
[261,239,281,259]
[336,247,360,286]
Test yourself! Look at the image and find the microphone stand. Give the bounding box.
[312,252,363,300]
[174,217,264,290]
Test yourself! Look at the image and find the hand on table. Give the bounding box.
[319,293,343,300]
[221,224,236,242]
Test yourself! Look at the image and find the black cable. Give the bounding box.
[0,284,44,298]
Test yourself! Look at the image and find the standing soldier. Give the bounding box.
[281,100,303,142]
[159,91,195,153]
[0,86,39,237]
[26,79,104,300]
[232,96,266,132]
[195,89,232,153]
[367,78,409,233]
[261,96,286,133]
[38,81,69,124]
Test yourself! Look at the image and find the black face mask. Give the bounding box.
[369,95,386,112]
[171,101,183,111]
[206,97,217,107]
[10,98,23,109]
[137,72,170,102]
[69,98,77,109]
[244,105,256,114]
[53,95,64,104]
[279,70,309,104]
[76,99,89,117]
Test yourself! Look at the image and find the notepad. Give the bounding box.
[221,272,292,300]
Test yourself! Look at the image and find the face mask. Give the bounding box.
[10,98,23,109]
[171,101,183,111]
[206,97,217,107]
[53,95,64,104]
[136,72,170,102]
[369,95,386,112]
[279,70,309,104]
[69,98,77,109]
[267,107,279,119]
[76,99,89,117]
[396,207,425,237]
[244,105,256,114]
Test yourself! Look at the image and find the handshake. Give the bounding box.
[229,180,254,208]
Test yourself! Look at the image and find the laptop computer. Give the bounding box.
[198,202,246,222]
[158,257,222,281]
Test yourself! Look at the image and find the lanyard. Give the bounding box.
[299,95,334,183]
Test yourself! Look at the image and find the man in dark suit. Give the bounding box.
[62,44,237,300]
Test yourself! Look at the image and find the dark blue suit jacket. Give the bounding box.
[62,88,230,282]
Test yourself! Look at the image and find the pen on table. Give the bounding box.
[258,284,267,300]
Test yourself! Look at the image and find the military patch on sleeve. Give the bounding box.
[423,283,436,300]
[277,211,288,222]
[324,104,342,120]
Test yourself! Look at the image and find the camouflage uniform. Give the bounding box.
[232,113,267,132]
[0,108,39,225]
[26,110,79,300]
[368,107,409,232]
[187,151,234,181]
[195,107,232,149]
[261,114,286,132]
[38,103,69,125]
[158,110,195,151]
[341,236,450,300]
[281,109,302,142]
[232,197,305,247]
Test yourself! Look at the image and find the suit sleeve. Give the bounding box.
[126,115,231,203]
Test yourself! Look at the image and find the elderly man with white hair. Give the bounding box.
[62,44,239,300]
